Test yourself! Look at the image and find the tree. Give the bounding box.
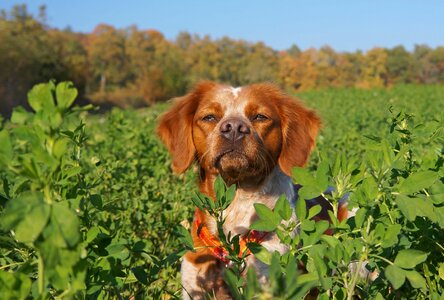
[0,4,67,116]
[386,46,415,85]
[87,24,128,94]
[238,42,279,85]
[357,48,388,88]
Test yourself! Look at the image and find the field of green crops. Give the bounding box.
[0,83,443,299]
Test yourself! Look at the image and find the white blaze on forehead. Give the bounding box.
[214,86,248,117]
[230,87,242,98]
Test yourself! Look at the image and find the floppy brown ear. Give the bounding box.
[157,82,215,174]
[278,96,321,176]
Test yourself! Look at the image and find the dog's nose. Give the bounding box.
[220,118,250,141]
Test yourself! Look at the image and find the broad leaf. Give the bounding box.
[132,266,148,285]
[2,192,50,243]
[307,204,322,220]
[0,130,12,165]
[56,81,78,109]
[292,167,318,186]
[394,249,428,269]
[247,243,272,265]
[274,195,292,221]
[250,203,281,232]
[398,171,438,194]
[177,226,194,249]
[295,198,307,221]
[28,82,55,112]
[52,203,80,247]
[395,195,417,221]
[405,270,427,289]
[15,202,50,243]
[385,265,406,289]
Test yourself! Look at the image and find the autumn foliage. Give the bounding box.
[1,5,444,116]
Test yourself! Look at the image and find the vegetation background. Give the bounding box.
[0,3,443,300]
[1,5,444,116]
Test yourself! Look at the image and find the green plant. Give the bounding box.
[0,81,194,299]
[0,82,443,299]
[0,81,93,298]
[180,108,444,299]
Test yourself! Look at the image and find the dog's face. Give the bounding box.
[157,82,320,185]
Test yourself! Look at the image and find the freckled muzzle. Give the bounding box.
[213,117,251,167]
[211,117,271,182]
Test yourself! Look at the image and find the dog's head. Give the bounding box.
[157,82,320,185]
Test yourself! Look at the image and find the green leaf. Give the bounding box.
[0,130,12,165]
[315,159,330,189]
[224,184,236,208]
[274,195,292,221]
[10,107,29,124]
[176,225,194,250]
[250,203,281,232]
[15,201,50,243]
[285,256,298,288]
[52,203,80,247]
[381,224,402,248]
[398,171,438,194]
[307,204,322,220]
[354,207,367,228]
[385,265,406,289]
[292,167,317,186]
[244,268,260,300]
[404,270,427,289]
[320,235,339,248]
[224,269,242,300]
[374,293,385,300]
[106,243,130,260]
[0,270,32,299]
[2,192,49,243]
[90,194,102,209]
[28,82,55,112]
[298,185,324,200]
[49,111,63,128]
[214,175,226,204]
[132,266,148,285]
[295,198,307,221]
[191,193,205,212]
[247,243,271,265]
[359,177,379,202]
[395,195,417,221]
[309,246,329,289]
[300,219,315,232]
[439,263,444,280]
[56,81,78,109]
[291,273,319,298]
[416,198,438,222]
[53,138,69,159]
[394,249,428,269]
[85,226,100,244]
[87,285,102,295]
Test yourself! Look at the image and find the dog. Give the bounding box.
[157,82,346,299]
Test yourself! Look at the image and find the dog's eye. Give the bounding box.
[252,114,268,121]
[202,115,217,122]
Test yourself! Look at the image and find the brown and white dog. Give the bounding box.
[157,82,339,299]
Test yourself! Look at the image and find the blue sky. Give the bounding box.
[2,0,443,52]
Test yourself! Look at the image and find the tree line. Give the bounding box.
[1,4,444,116]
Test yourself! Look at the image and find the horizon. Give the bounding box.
[1,0,443,52]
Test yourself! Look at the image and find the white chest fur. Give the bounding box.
[207,167,296,252]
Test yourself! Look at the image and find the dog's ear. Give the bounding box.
[157,81,215,174]
[278,96,321,176]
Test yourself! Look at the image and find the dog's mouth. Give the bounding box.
[214,149,235,166]
[213,149,251,180]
